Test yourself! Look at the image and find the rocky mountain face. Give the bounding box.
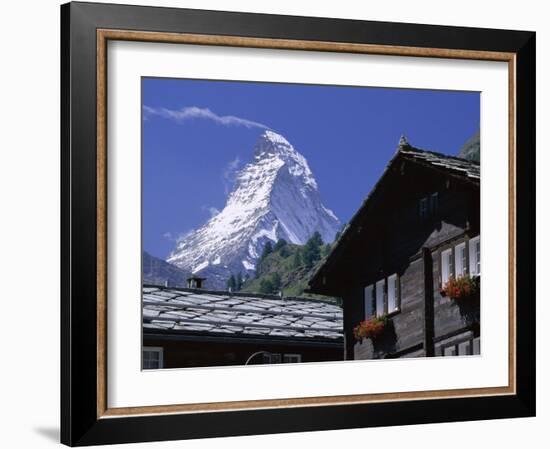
[458,130,480,162]
[143,251,192,287]
[167,130,341,289]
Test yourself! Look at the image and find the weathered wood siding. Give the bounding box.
[144,336,343,368]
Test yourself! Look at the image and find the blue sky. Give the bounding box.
[143,77,479,259]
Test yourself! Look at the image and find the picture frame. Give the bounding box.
[60,1,535,446]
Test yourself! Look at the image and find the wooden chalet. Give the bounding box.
[308,137,481,360]
[142,284,343,369]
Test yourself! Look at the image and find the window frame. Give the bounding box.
[366,274,400,318]
[143,346,164,370]
[387,273,400,314]
[441,247,453,285]
[469,235,481,275]
[375,279,385,317]
[419,196,428,218]
[454,242,467,277]
[283,354,302,363]
[430,192,439,216]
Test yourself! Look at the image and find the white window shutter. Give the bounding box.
[469,236,480,275]
[376,280,385,317]
[387,274,397,312]
[441,248,452,284]
[455,242,466,277]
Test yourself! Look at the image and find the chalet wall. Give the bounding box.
[144,337,343,369]
[352,258,426,359]
[310,155,480,361]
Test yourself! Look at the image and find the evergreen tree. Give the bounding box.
[271,272,282,292]
[227,274,236,291]
[279,245,290,258]
[260,241,273,262]
[303,231,323,268]
[236,272,243,291]
[274,239,287,252]
[310,231,324,247]
[292,250,302,268]
[259,278,274,294]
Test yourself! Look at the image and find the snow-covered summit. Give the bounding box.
[167,130,340,289]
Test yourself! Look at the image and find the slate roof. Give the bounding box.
[399,146,480,182]
[143,286,343,341]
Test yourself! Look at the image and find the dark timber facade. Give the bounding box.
[308,139,481,360]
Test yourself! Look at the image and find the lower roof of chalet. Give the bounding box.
[143,285,343,342]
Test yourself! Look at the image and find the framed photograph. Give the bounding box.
[61,1,535,446]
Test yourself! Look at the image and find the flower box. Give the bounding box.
[441,274,480,301]
[353,316,387,341]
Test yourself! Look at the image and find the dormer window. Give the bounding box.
[419,197,428,217]
[430,192,439,214]
[419,193,439,219]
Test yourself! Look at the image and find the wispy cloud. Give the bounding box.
[143,105,269,130]
[163,230,193,243]
[222,156,241,194]
[202,205,221,218]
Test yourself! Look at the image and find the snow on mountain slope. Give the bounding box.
[167,130,340,289]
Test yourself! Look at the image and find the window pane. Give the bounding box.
[455,243,466,276]
[469,236,480,275]
[419,197,428,217]
[444,345,457,356]
[376,280,385,316]
[143,348,163,369]
[430,192,439,215]
[441,249,452,284]
[387,274,398,312]
[364,285,373,318]
[283,354,302,363]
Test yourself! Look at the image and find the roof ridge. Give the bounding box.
[400,145,480,166]
[143,284,339,305]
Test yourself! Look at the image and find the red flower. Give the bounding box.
[441,275,479,301]
[354,316,387,341]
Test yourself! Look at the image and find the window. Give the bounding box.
[364,285,374,318]
[143,347,163,370]
[419,197,428,217]
[430,192,439,215]
[387,274,399,313]
[262,353,301,364]
[367,274,400,317]
[469,236,481,275]
[263,353,282,364]
[454,242,467,276]
[375,279,385,317]
[440,337,480,357]
[283,354,302,363]
[441,248,453,284]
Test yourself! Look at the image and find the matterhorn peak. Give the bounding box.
[254,129,296,160]
[263,129,290,146]
[167,129,340,289]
